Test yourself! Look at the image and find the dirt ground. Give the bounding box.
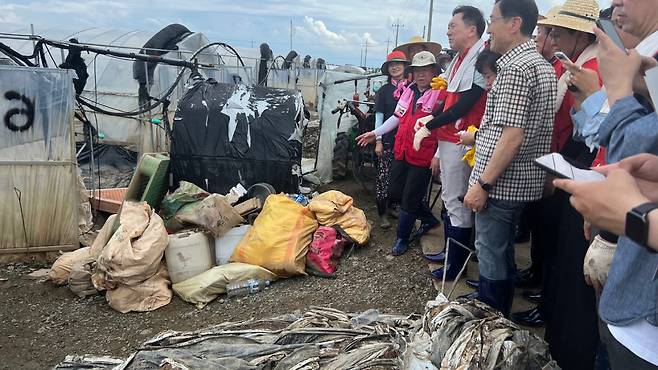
[0,124,539,368]
[0,178,443,369]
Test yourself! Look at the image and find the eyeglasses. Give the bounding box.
[487,16,508,25]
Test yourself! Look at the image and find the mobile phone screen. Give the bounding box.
[596,19,626,51]
[534,153,605,182]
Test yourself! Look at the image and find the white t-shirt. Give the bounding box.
[608,321,658,366]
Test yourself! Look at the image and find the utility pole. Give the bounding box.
[392,19,404,47]
[290,20,293,51]
[364,39,368,68]
[386,36,391,54]
[360,49,363,66]
[422,25,426,39]
[427,0,434,41]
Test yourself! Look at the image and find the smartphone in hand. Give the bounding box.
[596,19,626,51]
[534,153,605,182]
[554,52,580,92]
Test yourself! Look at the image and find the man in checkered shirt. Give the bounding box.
[463,0,557,316]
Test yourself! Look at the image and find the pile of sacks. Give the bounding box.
[48,184,372,312]
[49,202,170,313]
[173,190,372,308]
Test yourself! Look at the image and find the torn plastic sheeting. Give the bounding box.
[170,80,306,195]
[404,298,559,370]
[58,307,418,369]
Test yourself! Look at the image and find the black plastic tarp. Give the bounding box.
[170,79,304,194]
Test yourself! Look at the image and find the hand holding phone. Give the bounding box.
[596,19,626,51]
[555,52,580,92]
[534,153,605,182]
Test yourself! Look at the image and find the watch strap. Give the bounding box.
[626,202,658,247]
[477,177,492,192]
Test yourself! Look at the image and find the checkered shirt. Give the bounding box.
[469,41,557,202]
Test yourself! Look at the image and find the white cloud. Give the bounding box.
[0,5,23,24]
[303,16,347,43]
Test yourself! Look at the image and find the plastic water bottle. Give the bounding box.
[226,279,270,297]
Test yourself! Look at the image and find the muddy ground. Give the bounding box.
[2,123,538,369]
[0,178,444,369]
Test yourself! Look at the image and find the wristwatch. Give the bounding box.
[477,177,493,192]
[625,202,658,247]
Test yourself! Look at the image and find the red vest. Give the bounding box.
[394,106,439,168]
[436,49,487,143]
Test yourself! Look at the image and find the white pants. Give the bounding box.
[438,140,473,228]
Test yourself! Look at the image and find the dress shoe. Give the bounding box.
[515,267,540,288]
[465,279,479,289]
[511,306,544,327]
[523,290,542,304]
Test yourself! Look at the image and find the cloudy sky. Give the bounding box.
[1,0,608,67]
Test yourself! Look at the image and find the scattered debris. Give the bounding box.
[26,269,50,280]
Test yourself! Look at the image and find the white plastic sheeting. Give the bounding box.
[0,66,78,253]
[0,26,255,145]
[313,71,386,183]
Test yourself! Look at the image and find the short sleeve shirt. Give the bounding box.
[469,42,557,202]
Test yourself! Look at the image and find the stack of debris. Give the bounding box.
[55,300,559,369]
[48,170,372,312]
[404,295,559,369]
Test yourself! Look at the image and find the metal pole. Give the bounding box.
[290,20,293,51]
[392,19,404,47]
[364,40,368,68]
[428,0,434,41]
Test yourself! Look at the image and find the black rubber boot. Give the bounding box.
[424,211,450,262]
[478,276,515,317]
[430,226,472,281]
[410,203,439,241]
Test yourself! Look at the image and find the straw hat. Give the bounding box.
[537,0,599,34]
[393,35,442,58]
[539,6,562,20]
[381,50,410,75]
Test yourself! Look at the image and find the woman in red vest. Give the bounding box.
[357,51,443,256]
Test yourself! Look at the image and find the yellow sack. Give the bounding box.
[173,262,278,308]
[308,191,371,245]
[230,195,318,277]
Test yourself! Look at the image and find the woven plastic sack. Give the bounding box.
[68,261,97,298]
[106,263,172,313]
[306,226,347,275]
[308,191,371,245]
[173,262,278,308]
[93,202,168,290]
[160,181,209,226]
[49,247,93,285]
[230,195,318,277]
[169,194,244,238]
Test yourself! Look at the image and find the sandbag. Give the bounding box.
[106,263,172,313]
[170,194,244,238]
[308,191,371,245]
[93,202,168,290]
[68,261,97,298]
[160,181,209,226]
[230,195,318,277]
[173,262,278,308]
[306,226,347,276]
[49,247,93,285]
[89,214,118,259]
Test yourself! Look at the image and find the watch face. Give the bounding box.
[626,210,647,246]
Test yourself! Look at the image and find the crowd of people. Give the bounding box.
[355,0,658,368]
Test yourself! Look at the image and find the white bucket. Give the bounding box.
[215,224,251,265]
[165,230,214,284]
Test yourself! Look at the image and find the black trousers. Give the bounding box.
[543,190,600,370]
[388,159,432,215]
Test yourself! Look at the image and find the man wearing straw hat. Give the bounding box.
[462,0,556,317]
